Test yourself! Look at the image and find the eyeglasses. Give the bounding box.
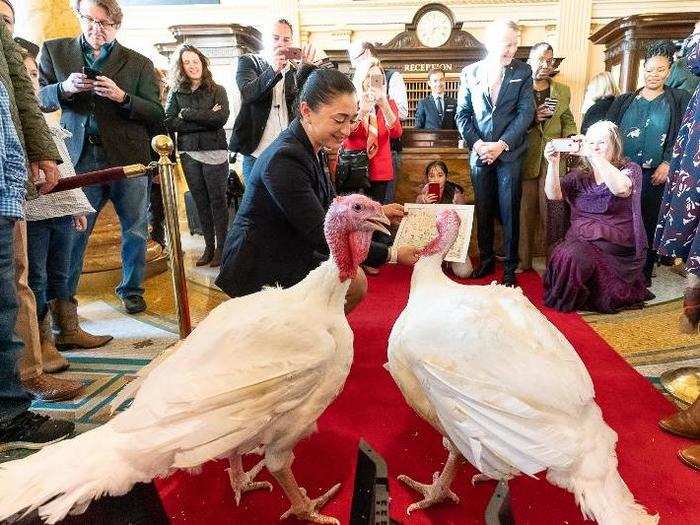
[1,15,13,27]
[78,13,118,29]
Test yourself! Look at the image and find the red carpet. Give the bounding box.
[155,266,697,524]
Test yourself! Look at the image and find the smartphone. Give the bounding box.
[370,74,384,89]
[82,66,100,80]
[550,138,580,153]
[427,183,441,201]
[282,47,302,60]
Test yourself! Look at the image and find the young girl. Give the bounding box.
[415,160,466,205]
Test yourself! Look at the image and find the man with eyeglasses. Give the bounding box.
[518,41,577,272]
[38,0,164,318]
[229,18,316,182]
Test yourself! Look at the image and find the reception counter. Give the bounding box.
[395,129,472,206]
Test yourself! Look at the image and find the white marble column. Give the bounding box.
[556,0,593,126]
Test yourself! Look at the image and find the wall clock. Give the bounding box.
[416,8,452,48]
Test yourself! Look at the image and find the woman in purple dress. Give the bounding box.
[654,31,700,333]
[542,121,652,313]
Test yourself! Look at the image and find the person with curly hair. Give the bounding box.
[606,39,691,284]
[164,44,230,267]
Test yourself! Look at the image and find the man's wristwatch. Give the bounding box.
[120,93,131,105]
[498,140,509,151]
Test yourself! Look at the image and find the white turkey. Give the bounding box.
[386,209,658,525]
[0,194,390,525]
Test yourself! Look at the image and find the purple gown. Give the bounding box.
[543,162,653,313]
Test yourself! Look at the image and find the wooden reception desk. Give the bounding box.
[395,129,472,206]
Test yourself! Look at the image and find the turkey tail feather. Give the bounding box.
[546,404,659,525]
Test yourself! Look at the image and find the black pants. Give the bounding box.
[470,156,523,274]
[641,167,665,279]
[149,179,165,247]
[368,181,388,204]
[181,154,229,250]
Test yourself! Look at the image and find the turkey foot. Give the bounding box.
[272,464,341,524]
[471,473,513,486]
[226,455,273,505]
[398,443,460,515]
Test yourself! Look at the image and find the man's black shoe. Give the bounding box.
[471,262,496,279]
[502,272,518,288]
[122,295,147,314]
[0,411,74,452]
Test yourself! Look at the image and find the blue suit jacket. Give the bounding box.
[455,59,535,162]
[414,95,457,130]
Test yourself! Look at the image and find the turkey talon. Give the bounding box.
[398,473,459,514]
[227,459,273,505]
[280,483,341,524]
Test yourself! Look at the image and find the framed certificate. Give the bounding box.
[393,203,474,263]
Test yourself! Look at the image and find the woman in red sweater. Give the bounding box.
[344,59,402,204]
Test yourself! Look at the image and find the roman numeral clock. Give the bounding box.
[415,6,453,48]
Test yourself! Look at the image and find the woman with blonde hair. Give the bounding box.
[542,120,652,313]
[342,58,402,204]
[580,71,620,133]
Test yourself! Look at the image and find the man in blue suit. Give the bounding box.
[456,19,535,287]
[414,68,457,130]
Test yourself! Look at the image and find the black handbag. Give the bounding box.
[336,148,370,194]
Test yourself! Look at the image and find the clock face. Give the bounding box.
[416,10,452,48]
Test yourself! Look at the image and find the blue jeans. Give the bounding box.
[241,155,257,185]
[68,144,149,299]
[0,217,32,425]
[27,215,75,320]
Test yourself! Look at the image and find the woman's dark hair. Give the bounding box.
[529,41,553,60]
[168,44,215,92]
[644,40,676,65]
[424,160,449,181]
[296,67,355,113]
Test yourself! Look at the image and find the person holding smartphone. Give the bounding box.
[519,42,577,271]
[542,121,652,313]
[228,18,316,182]
[415,160,466,205]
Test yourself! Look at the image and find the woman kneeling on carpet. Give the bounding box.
[542,120,653,313]
[216,67,420,312]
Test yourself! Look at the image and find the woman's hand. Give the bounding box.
[359,91,375,114]
[73,215,87,231]
[543,141,560,163]
[423,192,438,203]
[212,103,222,112]
[651,162,670,186]
[381,203,406,225]
[397,245,421,266]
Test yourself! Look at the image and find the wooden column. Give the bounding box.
[556,0,593,125]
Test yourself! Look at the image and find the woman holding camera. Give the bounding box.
[165,44,230,267]
[342,59,402,204]
[606,40,691,283]
[542,121,652,313]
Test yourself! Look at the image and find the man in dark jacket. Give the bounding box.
[414,68,457,130]
[39,0,164,315]
[229,18,313,181]
[456,19,535,288]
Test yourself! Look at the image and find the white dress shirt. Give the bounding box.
[252,63,291,158]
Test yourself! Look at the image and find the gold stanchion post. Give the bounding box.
[152,135,192,338]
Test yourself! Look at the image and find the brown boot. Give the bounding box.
[22,374,84,402]
[679,444,700,470]
[680,287,700,334]
[39,312,69,374]
[51,298,113,350]
[659,395,700,439]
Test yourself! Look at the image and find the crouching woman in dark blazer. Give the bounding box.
[216,68,419,312]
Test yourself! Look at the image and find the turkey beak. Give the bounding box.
[365,212,391,236]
